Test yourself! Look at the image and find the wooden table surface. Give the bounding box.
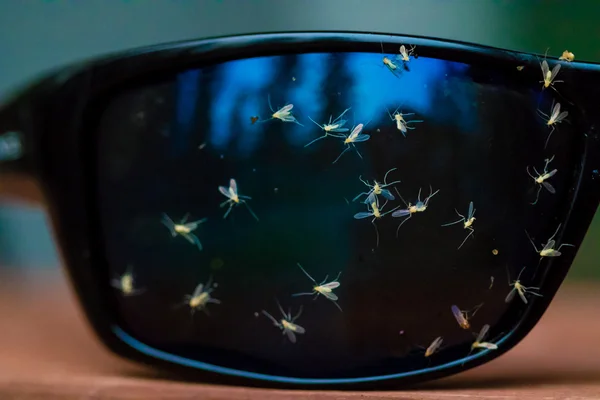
[1,267,599,400]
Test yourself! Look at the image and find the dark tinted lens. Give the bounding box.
[95,48,578,381]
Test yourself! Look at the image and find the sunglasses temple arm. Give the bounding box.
[0,95,43,205]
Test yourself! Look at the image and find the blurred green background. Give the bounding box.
[0,0,598,279]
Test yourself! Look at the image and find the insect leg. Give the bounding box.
[332,145,351,164]
[291,292,315,297]
[544,125,556,149]
[441,218,464,227]
[223,204,234,219]
[304,134,327,148]
[457,227,475,250]
[243,201,260,221]
[530,185,542,205]
[371,217,380,247]
[395,213,412,237]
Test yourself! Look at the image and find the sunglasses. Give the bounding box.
[1,31,599,389]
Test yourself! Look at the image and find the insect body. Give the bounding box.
[305,108,351,148]
[470,324,498,352]
[526,223,574,260]
[332,123,370,164]
[506,266,542,304]
[292,263,342,311]
[425,336,443,357]
[352,167,402,204]
[218,178,259,221]
[180,276,221,316]
[380,42,402,77]
[262,302,305,343]
[392,186,440,236]
[111,265,144,296]
[266,95,303,126]
[559,50,575,62]
[386,107,423,137]
[441,201,476,250]
[354,199,400,247]
[451,303,483,330]
[161,213,207,251]
[538,102,568,148]
[526,155,557,205]
[540,59,563,91]
[398,44,417,63]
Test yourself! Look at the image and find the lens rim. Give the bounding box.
[20,31,600,389]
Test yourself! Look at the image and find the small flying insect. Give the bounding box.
[161,213,207,251]
[559,50,575,62]
[292,263,342,311]
[250,116,259,124]
[304,108,351,148]
[111,265,145,296]
[525,223,574,261]
[398,44,417,62]
[516,65,525,71]
[332,123,370,164]
[489,276,495,289]
[526,155,557,205]
[262,301,305,344]
[441,201,476,250]
[392,186,440,236]
[386,106,423,137]
[265,95,303,126]
[470,324,498,354]
[539,54,563,92]
[506,266,542,304]
[380,42,402,77]
[425,336,444,358]
[218,178,259,221]
[451,303,483,330]
[538,101,568,148]
[352,167,402,205]
[177,276,221,316]
[354,199,400,247]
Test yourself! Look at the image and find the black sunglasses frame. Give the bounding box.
[1,31,599,389]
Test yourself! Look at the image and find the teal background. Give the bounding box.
[0,0,598,279]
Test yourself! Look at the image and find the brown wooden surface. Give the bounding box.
[1,268,599,399]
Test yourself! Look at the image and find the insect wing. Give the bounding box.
[550,63,561,81]
[285,329,297,343]
[365,191,377,205]
[353,134,370,143]
[517,287,529,304]
[426,336,443,356]
[320,290,339,301]
[380,188,396,201]
[551,102,561,120]
[279,104,294,113]
[467,201,474,219]
[451,305,468,328]
[354,211,373,220]
[543,239,556,251]
[192,282,204,297]
[543,168,558,180]
[287,321,305,334]
[476,324,490,342]
[555,111,568,123]
[218,186,232,199]
[542,181,556,194]
[541,60,549,79]
[348,124,364,140]
[229,178,238,196]
[505,287,516,303]
[392,209,411,218]
[478,342,498,350]
[321,281,341,290]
